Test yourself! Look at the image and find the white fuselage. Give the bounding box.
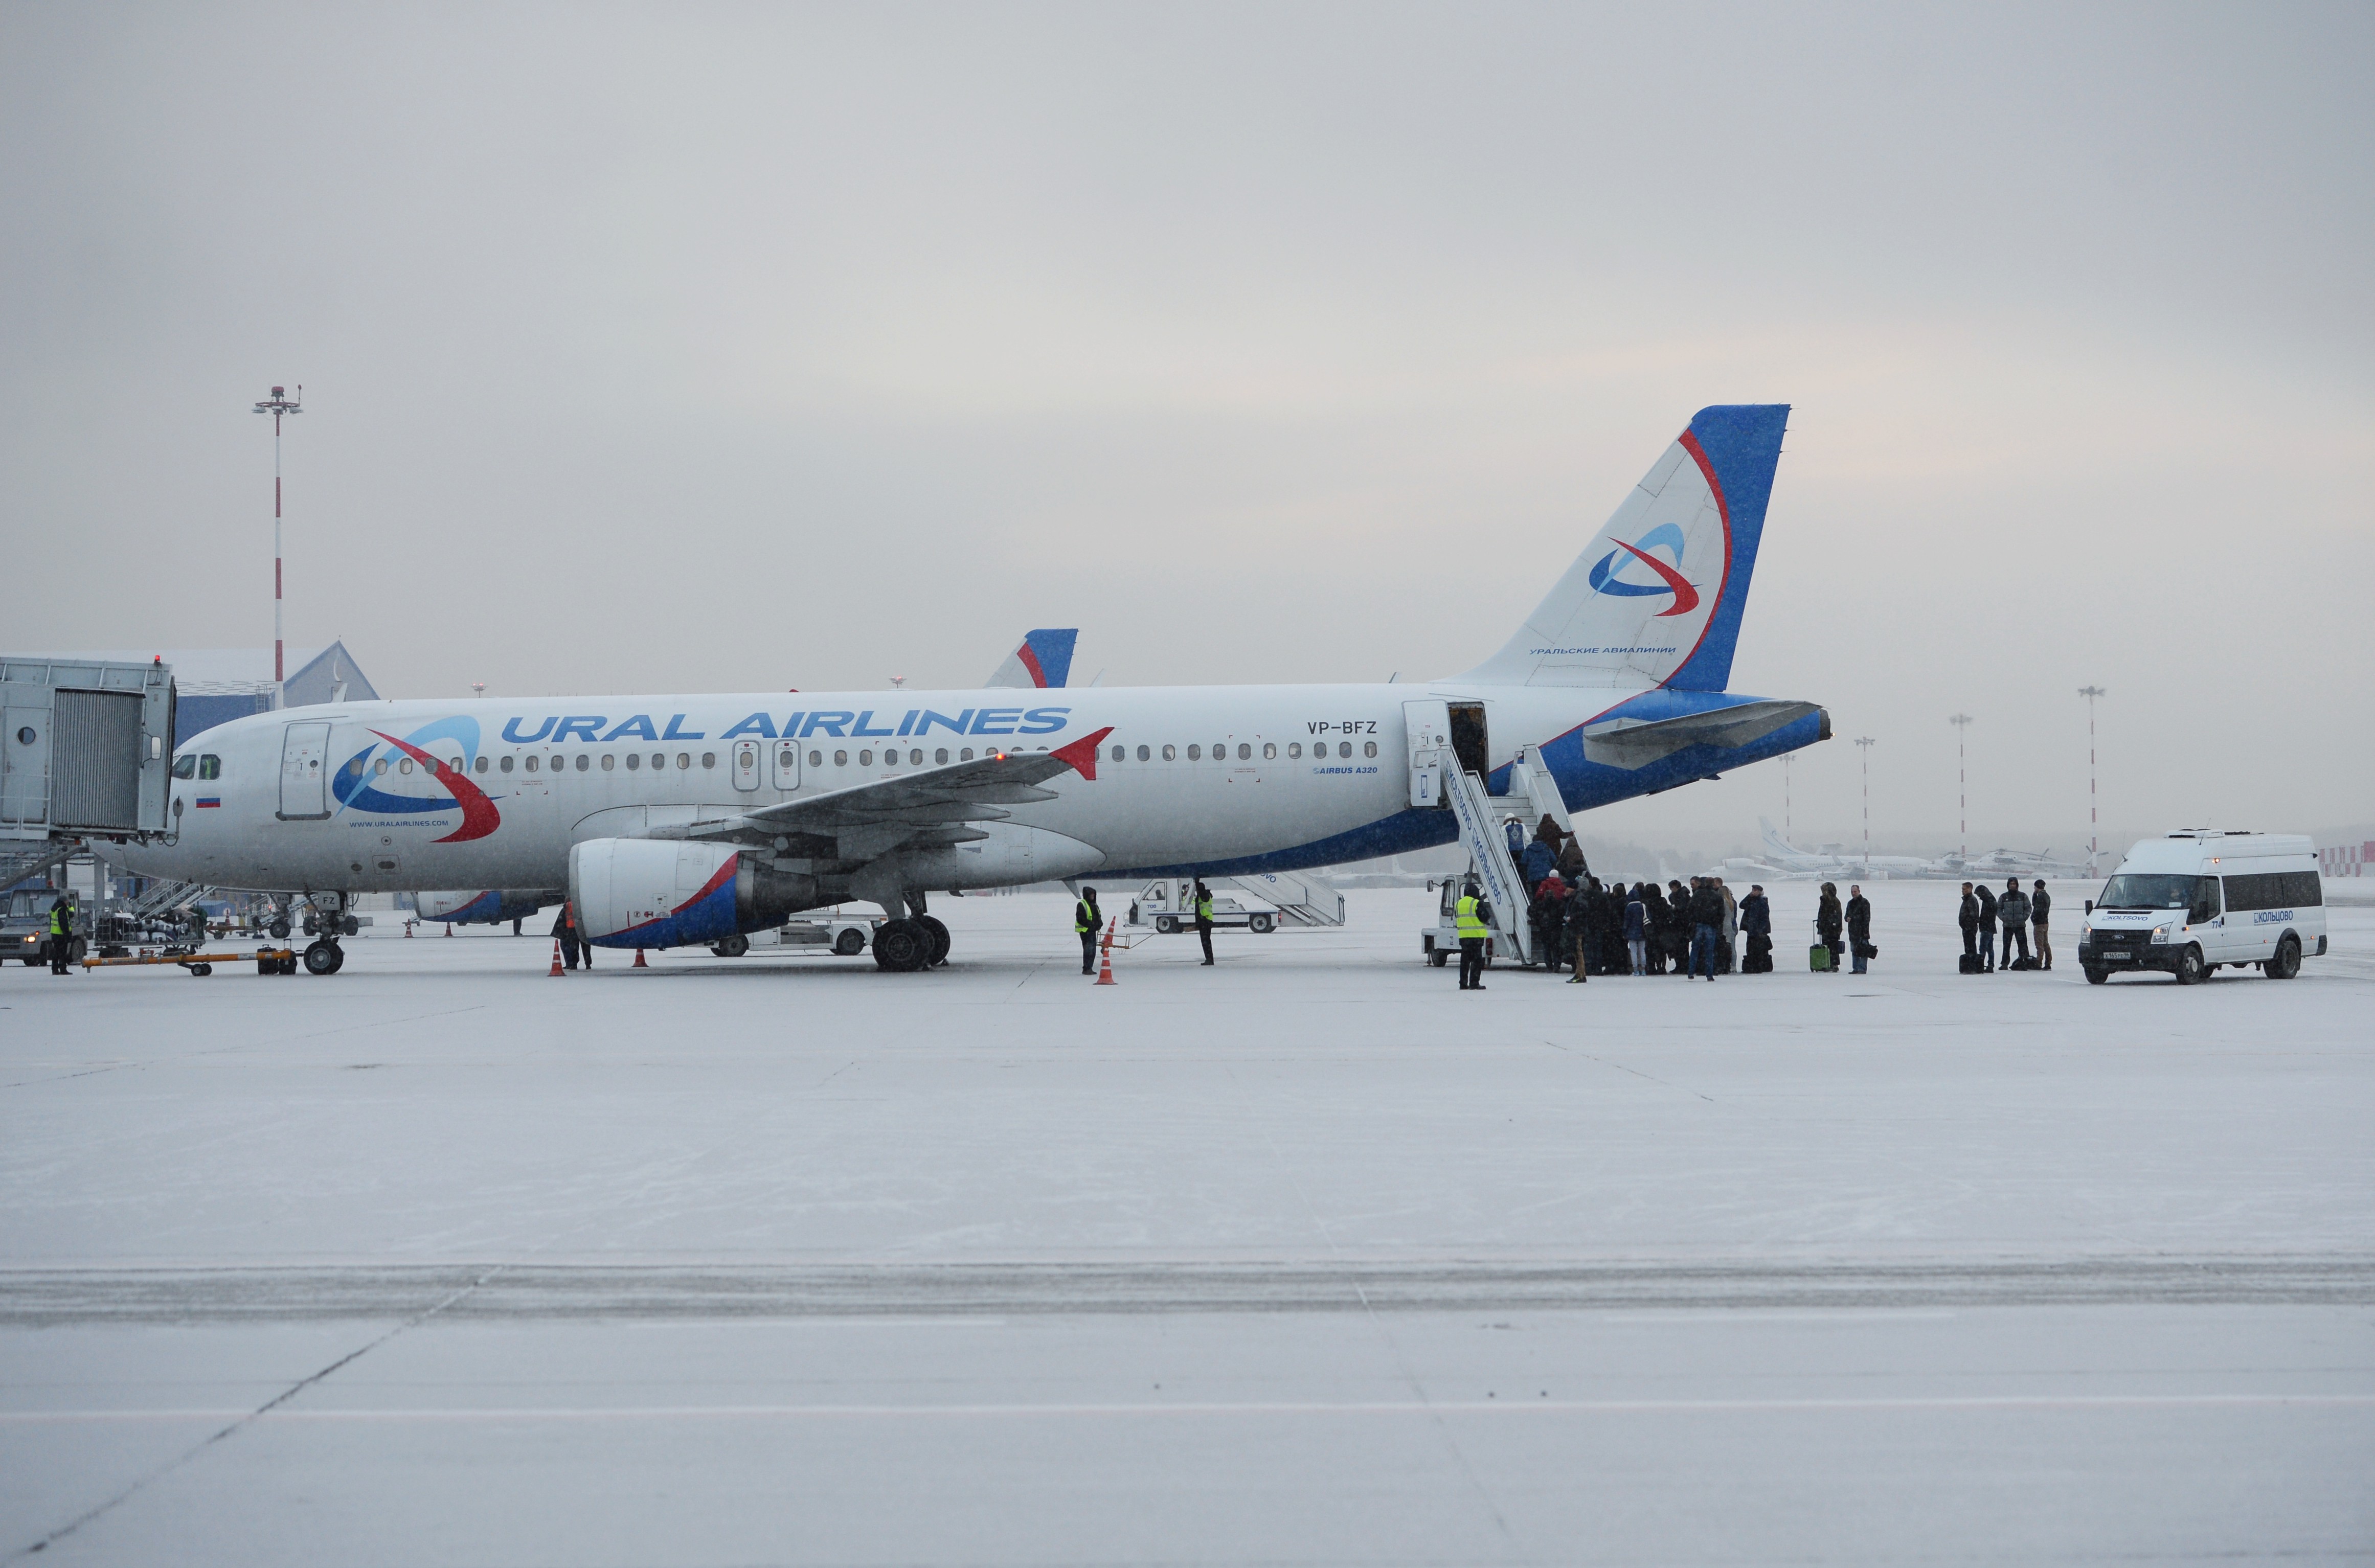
[119,681,1648,897]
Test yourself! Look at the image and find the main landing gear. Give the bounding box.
[870,891,952,973]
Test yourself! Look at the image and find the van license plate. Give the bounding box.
[2103,952,2133,962]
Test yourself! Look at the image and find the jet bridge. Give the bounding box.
[1,658,176,889]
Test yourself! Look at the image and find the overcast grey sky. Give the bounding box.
[5,3,2369,850]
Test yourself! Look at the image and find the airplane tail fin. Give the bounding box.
[1760,816,1796,857]
[985,628,1078,689]
[1455,405,1789,692]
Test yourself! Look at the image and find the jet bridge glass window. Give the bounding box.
[172,755,198,779]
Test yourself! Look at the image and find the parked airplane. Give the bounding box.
[117,405,1828,974]
[1739,816,1935,879]
[417,630,1084,930]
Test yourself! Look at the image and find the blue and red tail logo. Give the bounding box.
[1586,522,1700,618]
[330,716,503,843]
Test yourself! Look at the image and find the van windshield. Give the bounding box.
[2097,874,2199,910]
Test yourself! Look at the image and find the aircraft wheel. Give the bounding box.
[303,940,341,976]
[2267,936,2300,980]
[918,915,950,967]
[711,933,751,959]
[268,916,291,940]
[2173,945,2205,985]
[833,927,867,957]
[872,918,932,972]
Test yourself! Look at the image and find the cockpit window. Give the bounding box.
[171,755,198,780]
[198,755,221,780]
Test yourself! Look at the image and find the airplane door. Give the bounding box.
[1403,699,1450,808]
[277,720,332,820]
[770,738,801,790]
[732,740,762,792]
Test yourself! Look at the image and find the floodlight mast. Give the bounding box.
[2078,687,2107,876]
[1854,737,1876,868]
[1948,714,1974,859]
[253,385,303,685]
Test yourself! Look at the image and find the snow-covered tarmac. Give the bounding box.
[4,882,2371,1564]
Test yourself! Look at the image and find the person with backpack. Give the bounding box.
[1846,884,1873,974]
[1998,878,2031,969]
[1975,881,1999,973]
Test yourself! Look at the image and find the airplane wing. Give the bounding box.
[985,629,1079,689]
[1582,699,1820,771]
[662,728,1113,864]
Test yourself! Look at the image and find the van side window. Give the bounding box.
[2189,877,2221,923]
[198,756,221,780]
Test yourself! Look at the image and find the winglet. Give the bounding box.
[1051,726,1115,781]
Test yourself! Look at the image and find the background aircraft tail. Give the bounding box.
[985,628,1078,689]
[1456,404,1789,692]
[1759,816,1798,858]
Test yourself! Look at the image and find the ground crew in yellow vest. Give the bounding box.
[48,896,74,975]
[1455,877,1492,991]
[1075,887,1101,975]
[1193,880,1216,966]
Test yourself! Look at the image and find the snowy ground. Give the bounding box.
[3,882,2370,1564]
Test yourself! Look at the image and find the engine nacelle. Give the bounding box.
[415,889,560,925]
[570,838,819,949]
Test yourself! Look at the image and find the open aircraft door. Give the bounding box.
[1402,699,1450,808]
[277,719,332,821]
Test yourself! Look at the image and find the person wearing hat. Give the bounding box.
[1454,875,1491,990]
[1074,886,1101,975]
[2030,878,2053,971]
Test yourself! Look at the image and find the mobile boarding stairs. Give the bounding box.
[1405,699,1574,969]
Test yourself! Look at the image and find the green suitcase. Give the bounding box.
[1808,943,1831,972]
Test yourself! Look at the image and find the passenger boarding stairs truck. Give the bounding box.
[1126,869,1344,936]
[1407,698,1575,969]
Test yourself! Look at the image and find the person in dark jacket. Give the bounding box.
[1640,883,1671,973]
[1740,885,1772,972]
[2030,879,2053,971]
[551,904,581,970]
[1845,884,1873,973]
[1193,879,1216,966]
[1623,884,1647,974]
[1974,882,1998,972]
[1959,883,1980,964]
[1998,878,2031,969]
[1531,873,1568,973]
[1666,880,1695,976]
[1816,882,1844,973]
[1075,887,1102,974]
[48,896,75,974]
[1563,877,1594,983]
[1688,877,1724,980]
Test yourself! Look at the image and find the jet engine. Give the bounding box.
[415,889,560,925]
[570,838,819,949]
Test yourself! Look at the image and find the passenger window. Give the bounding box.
[501,755,515,773]
[1137,744,1150,761]
[1364,741,1377,758]
[626,753,641,770]
[1187,744,1201,761]
[911,748,923,765]
[576,754,590,771]
[601,754,615,771]
[1261,742,1276,760]
[651,754,666,770]
[960,748,974,761]
[1237,743,1251,760]
[834,750,848,766]
[474,756,490,774]
[1288,742,1302,759]
[1339,741,1353,759]
[858,749,873,766]
[372,758,388,777]
[808,750,823,767]
[1162,744,1175,761]
[936,747,949,765]
[523,756,537,772]
[676,753,692,770]
[1110,744,1124,762]
[700,752,716,769]
[172,755,197,779]
[1213,742,1225,759]
[884,749,898,767]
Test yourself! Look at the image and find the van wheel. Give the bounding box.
[1249,913,1275,934]
[2173,945,2205,985]
[1156,916,1177,935]
[2267,936,2300,980]
[2083,965,2107,984]
[832,927,867,957]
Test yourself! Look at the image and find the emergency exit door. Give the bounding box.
[277,720,332,820]
[770,738,801,790]
[732,739,762,791]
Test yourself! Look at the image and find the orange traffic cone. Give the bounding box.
[1095,917,1117,985]
[445,923,454,937]
[632,947,648,969]
[548,939,565,977]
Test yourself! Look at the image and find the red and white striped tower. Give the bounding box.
[2077,687,2106,877]
[1854,736,1875,869]
[252,385,303,685]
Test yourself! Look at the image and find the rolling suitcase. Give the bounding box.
[1808,943,1831,972]
[1959,952,1983,974]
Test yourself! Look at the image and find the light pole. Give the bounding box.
[2078,686,2106,875]
[252,385,303,685]
[1948,714,1974,860]
[1854,737,1875,868]
[1782,753,1793,843]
